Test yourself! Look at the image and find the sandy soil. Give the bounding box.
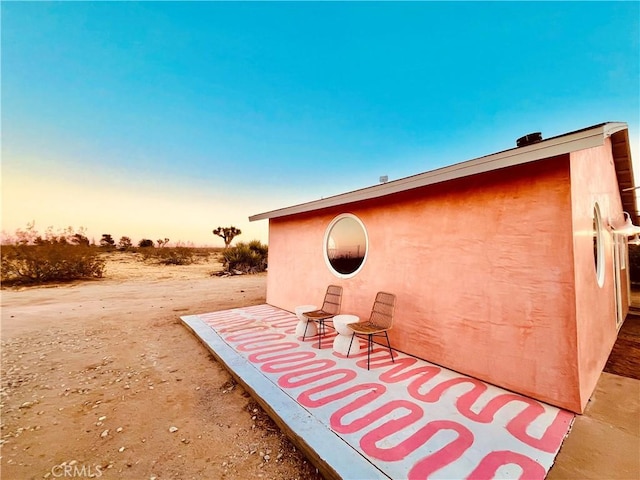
[1,252,323,480]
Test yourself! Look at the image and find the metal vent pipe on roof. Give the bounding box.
[516,132,542,147]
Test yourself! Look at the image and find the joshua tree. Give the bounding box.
[213,226,242,248]
[157,238,170,248]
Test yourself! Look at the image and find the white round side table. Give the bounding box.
[294,304,318,338]
[332,314,361,355]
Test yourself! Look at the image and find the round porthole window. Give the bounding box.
[593,203,605,288]
[323,214,368,278]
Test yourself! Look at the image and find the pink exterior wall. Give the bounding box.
[570,140,628,412]
[267,156,585,411]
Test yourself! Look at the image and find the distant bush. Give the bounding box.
[138,239,154,248]
[1,223,105,286]
[70,233,90,246]
[118,236,133,251]
[100,234,116,249]
[155,246,196,265]
[221,240,268,274]
[137,243,196,265]
[192,247,215,260]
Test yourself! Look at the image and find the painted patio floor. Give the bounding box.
[182,304,574,480]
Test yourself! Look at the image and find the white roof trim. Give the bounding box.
[249,122,628,222]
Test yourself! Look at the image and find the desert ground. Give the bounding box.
[1,252,322,480]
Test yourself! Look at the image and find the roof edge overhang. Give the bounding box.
[610,127,639,224]
[249,122,631,222]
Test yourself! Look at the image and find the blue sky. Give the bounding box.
[2,2,639,246]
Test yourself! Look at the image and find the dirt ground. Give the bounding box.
[1,252,323,480]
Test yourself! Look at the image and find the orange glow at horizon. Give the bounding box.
[1,170,269,247]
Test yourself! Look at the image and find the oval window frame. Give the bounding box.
[323,213,369,279]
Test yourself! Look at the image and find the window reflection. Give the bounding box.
[326,215,367,275]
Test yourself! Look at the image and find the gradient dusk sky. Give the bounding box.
[2,2,639,247]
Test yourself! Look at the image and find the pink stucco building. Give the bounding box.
[249,122,637,413]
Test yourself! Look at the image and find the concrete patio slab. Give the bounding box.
[182,304,574,480]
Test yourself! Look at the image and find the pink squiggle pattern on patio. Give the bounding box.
[249,338,474,476]
[379,360,441,385]
[227,331,288,346]
[202,313,258,334]
[239,341,301,357]
[301,383,385,409]
[262,315,298,328]
[226,331,286,343]
[332,398,422,434]
[506,407,573,454]
[393,421,474,478]
[205,318,261,332]
[349,348,569,453]
[416,377,571,453]
[222,323,270,334]
[357,355,444,398]
[199,306,571,479]
[264,356,346,376]
[258,313,298,335]
[248,351,316,368]
[466,450,547,480]
[277,364,349,388]
[333,400,474,478]
[293,323,339,347]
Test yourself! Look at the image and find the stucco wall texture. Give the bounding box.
[266,146,625,413]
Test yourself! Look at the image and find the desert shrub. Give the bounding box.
[1,224,105,286]
[221,241,268,273]
[155,246,196,265]
[70,233,90,246]
[192,247,213,260]
[138,239,154,248]
[118,236,133,251]
[136,244,196,265]
[247,239,268,257]
[100,234,116,249]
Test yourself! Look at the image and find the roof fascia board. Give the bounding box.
[249,122,627,222]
